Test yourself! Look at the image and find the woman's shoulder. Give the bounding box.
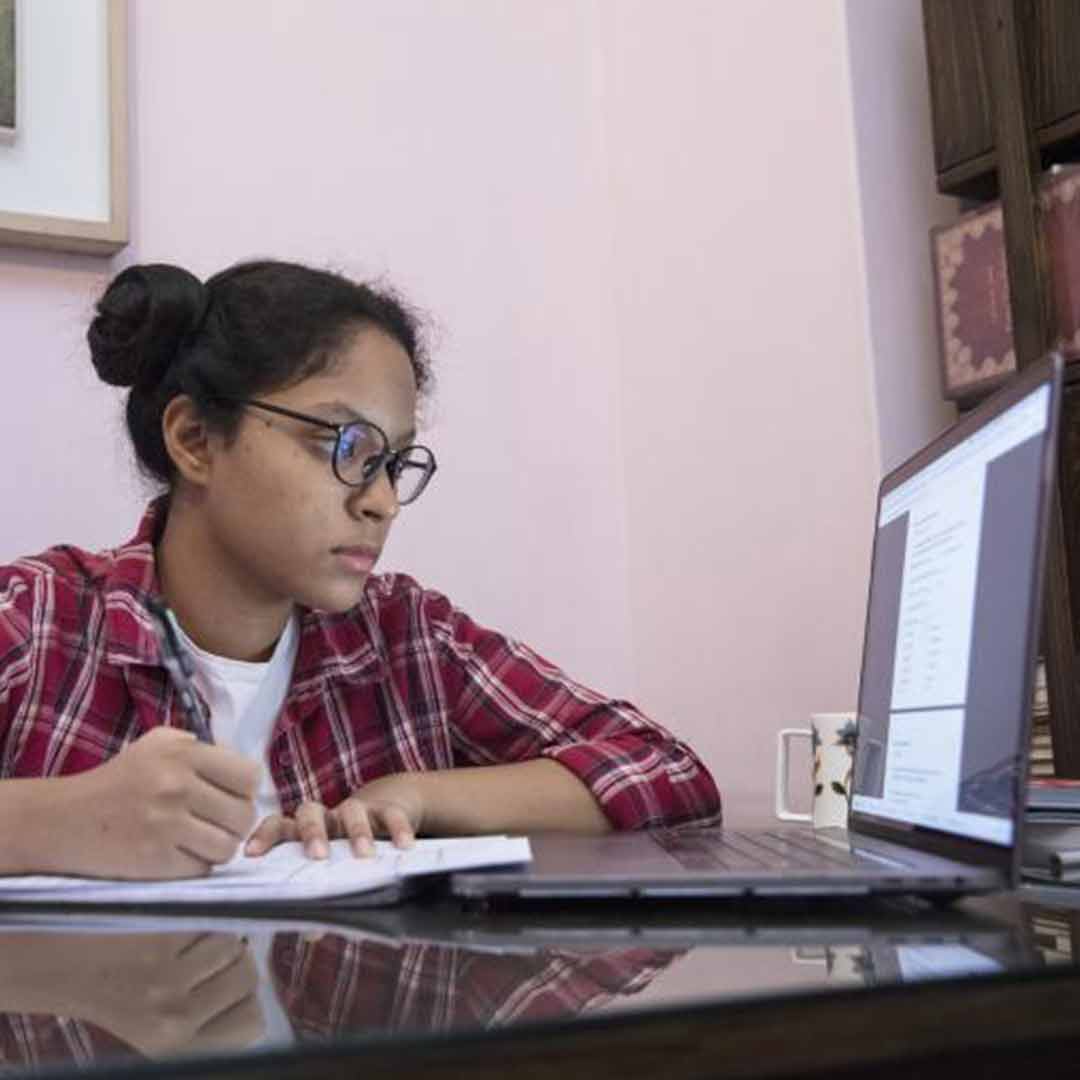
[0,542,120,629]
[357,572,497,656]
[1,542,116,589]
[361,571,456,629]
[299,575,474,677]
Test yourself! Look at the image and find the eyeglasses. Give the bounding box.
[218,398,437,505]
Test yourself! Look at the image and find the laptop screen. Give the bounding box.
[850,380,1053,847]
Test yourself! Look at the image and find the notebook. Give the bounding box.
[452,353,1065,903]
[0,835,531,909]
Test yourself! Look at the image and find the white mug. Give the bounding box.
[775,712,858,830]
[789,945,869,986]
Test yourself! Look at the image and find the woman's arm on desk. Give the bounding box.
[0,575,715,871]
[246,587,720,859]
[246,757,610,857]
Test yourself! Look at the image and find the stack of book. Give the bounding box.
[1023,778,1080,881]
[1030,658,1055,779]
[1028,908,1074,966]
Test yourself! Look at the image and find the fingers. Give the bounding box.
[333,799,416,855]
[175,814,245,867]
[188,776,258,842]
[173,933,248,995]
[244,814,297,856]
[334,800,375,857]
[344,801,416,852]
[135,846,214,881]
[293,802,331,859]
[141,727,198,747]
[176,945,262,1055]
[189,743,261,801]
[373,803,416,850]
[186,940,259,1023]
[244,798,418,861]
[190,990,265,1054]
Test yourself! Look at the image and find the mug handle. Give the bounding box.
[775,728,813,823]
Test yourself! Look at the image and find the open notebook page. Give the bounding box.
[0,835,531,906]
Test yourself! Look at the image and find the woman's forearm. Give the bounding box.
[414,759,611,836]
[0,775,89,876]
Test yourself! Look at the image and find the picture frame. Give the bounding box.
[0,0,128,256]
[0,0,14,144]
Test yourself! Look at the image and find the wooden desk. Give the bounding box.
[1,889,1079,1079]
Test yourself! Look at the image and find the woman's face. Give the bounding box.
[201,326,419,613]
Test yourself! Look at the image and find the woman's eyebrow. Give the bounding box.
[309,401,417,446]
[308,399,363,421]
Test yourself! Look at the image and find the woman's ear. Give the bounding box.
[161,395,214,487]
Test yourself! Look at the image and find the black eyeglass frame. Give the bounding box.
[216,397,437,504]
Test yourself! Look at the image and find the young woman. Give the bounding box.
[0,260,720,880]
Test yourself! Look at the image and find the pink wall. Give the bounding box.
[602,1,880,818]
[0,1,950,821]
[0,251,131,551]
[2,1,636,697]
[846,0,958,472]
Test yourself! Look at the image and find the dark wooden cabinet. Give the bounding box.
[1060,376,1080,649]
[922,0,1080,774]
[924,0,1080,199]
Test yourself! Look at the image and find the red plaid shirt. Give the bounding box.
[0,501,720,828]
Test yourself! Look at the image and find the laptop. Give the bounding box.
[453,352,1065,903]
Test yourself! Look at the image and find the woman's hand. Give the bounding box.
[245,773,424,859]
[243,760,610,860]
[63,727,259,880]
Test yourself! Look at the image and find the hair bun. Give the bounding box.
[88,264,208,389]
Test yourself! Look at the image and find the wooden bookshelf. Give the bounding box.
[924,0,1080,201]
[923,0,1080,775]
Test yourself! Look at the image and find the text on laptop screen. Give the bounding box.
[850,384,1050,846]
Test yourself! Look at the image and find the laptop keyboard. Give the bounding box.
[653,829,866,872]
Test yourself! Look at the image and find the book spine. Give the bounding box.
[1044,172,1080,357]
[1030,657,1055,777]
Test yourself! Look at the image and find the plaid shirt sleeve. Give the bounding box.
[0,568,34,746]
[418,587,721,830]
[0,1013,133,1071]
[271,932,681,1037]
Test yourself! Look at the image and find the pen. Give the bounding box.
[147,596,214,744]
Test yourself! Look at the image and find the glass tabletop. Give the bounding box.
[0,887,1074,1077]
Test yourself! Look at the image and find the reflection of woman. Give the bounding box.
[271,932,680,1038]
[0,926,678,1070]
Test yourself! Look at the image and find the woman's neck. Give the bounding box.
[154,494,294,662]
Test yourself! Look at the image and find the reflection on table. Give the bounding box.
[0,893,1061,1076]
[0,920,679,1071]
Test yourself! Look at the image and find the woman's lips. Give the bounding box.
[333,546,379,575]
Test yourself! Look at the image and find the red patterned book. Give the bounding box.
[931,165,1080,404]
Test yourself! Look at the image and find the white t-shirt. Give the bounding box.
[174,612,300,823]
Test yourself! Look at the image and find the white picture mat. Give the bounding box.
[0,0,109,221]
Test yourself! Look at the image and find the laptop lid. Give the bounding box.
[848,352,1064,880]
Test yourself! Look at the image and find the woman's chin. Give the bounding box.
[296,574,370,614]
